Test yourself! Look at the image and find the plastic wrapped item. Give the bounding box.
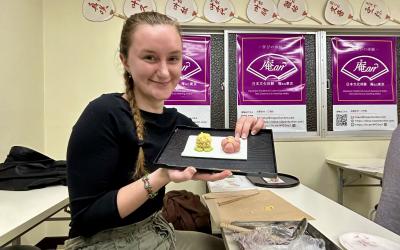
[230,221,326,250]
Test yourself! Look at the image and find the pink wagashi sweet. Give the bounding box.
[221,136,240,154]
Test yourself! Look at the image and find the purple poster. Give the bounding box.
[165,35,210,105]
[236,34,306,105]
[332,37,397,105]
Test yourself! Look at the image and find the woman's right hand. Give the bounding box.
[162,167,232,183]
[164,167,197,183]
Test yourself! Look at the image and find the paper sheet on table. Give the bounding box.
[203,189,314,225]
[207,175,256,192]
[181,136,247,160]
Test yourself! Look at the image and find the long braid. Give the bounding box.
[124,72,146,178]
[120,12,180,179]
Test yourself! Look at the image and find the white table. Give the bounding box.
[0,185,69,247]
[207,177,400,250]
[326,158,385,204]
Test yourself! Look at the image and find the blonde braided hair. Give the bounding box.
[119,12,181,178]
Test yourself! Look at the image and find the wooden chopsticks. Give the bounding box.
[217,192,259,206]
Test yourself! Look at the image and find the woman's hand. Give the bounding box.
[192,169,232,181]
[235,116,265,139]
[164,167,232,183]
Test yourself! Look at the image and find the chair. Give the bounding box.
[1,246,40,250]
[374,125,400,235]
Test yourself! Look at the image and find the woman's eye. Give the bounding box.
[143,55,156,62]
[169,56,181,63]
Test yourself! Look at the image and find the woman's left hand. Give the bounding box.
[235,116,265,139]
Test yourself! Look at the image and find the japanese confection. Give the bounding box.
[195,132,213,152]
[221,136,240,153]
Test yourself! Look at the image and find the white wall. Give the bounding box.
[2,0,398,245]
[0,0,45,245]
[43,0,125,158]
[0,0,44,162]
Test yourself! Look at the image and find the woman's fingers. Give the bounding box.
[241,116,256,138]
[251,117,265,135]
[181,166,197,179]
[235,116,264,138]
[235,116,248,138]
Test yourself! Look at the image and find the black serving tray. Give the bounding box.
[154,126,278,177]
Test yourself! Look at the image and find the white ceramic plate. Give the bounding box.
[339,232,400,250]
[181,135,247,160]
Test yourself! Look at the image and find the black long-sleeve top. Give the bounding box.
[67,93,196,237]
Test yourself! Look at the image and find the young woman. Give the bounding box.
[65,12,264,250]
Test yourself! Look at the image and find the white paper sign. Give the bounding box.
[333,104,397,131]
[238,105,307,132]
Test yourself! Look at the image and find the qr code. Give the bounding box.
[336,114,348,126]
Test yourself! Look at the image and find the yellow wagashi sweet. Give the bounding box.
[194,132,213,152]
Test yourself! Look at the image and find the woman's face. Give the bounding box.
[121,24,182,109]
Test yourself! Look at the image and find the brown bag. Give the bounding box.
[161,190,211,234]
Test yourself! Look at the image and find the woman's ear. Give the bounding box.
[120,54,129,70]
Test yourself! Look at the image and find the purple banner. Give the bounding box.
[332,36,397,105]
[237,34,306,105]
[165,35,211,105]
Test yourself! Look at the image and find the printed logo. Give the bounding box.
[181,55,202,80]
[341,55,389,81]
[246,53,298,81]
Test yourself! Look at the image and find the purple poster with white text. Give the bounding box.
[165,35,210,105]
[237,34,306,105]
[332,37,397,105]
[331,36,397,131]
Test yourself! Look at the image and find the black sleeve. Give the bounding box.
[67,99,122,236]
